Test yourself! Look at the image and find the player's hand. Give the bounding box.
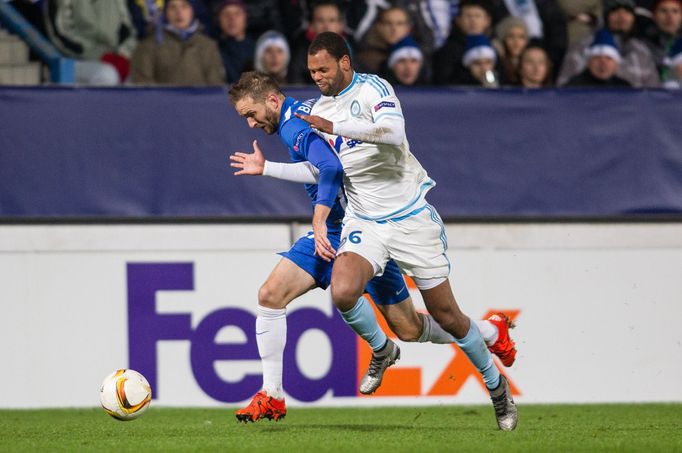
[312,221,336,262]
[295,113,334,134]
[229,140,265,175]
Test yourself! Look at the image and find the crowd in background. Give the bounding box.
[5,0,682,88]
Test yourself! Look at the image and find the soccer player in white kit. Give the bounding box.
[297,32,518,431]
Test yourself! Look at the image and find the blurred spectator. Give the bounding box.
[289,1,351,84]
[128,0,213,39]
[433,0,494,85]
[558,0,660,87]
[346,0,453,58]
[243,0,285,38]
[517,43,553,86]
[381,35,428,85]
[215,0,254,83]
[356,6,413,73]
[254,30,291,84]
[557,0,602,47]
[489,0,568,71]
[130,0,224,85]
[494,16,529,84]
[637,0,682,74]
[565,28,632,86]
[461,33,500,86]
[662,35,682,86]
[278,0,308,41]
[44,0,137,85]
[345,0,391,43]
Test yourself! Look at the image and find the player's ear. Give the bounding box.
[265,92,279,110]
[340,55,351,72]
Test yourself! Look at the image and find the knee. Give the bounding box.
[258,283,285,309]
[330,280,363,312]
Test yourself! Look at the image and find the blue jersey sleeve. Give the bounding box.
[278,98,343,209]
[304,134,343,208]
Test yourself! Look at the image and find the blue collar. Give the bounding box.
[277,96,296,135]
[336,72,358,98]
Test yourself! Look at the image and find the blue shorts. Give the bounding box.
[278,229,410,305]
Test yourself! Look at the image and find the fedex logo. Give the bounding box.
[127,263,357,403]
[127,262,519,403]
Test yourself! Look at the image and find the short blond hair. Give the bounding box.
[228,71,282,104]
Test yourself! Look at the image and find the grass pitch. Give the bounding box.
[1,404,681,452]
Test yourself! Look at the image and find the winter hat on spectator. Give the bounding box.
[585,29,622,64]
[388,36,423,68]
[665,37,682,67]
[254,30,291,72]
[495,16,528,41]
[603,0,636,14]
[218,0,247,14]
[462,34,497,67]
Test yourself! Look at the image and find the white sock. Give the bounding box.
[418,313,456,344]
[475,319,498,346]
[256,305,287,399]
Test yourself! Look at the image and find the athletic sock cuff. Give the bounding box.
[339,296,368,321]
[257,305,287,319]
[453,318,479,346]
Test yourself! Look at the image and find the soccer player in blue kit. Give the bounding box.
[227,71,516,423]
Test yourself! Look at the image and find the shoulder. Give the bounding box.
[292,98,318,115]
[134,35,157,54]
[356,73,395,98]
[194,33,219,48]
[625,37,654,55]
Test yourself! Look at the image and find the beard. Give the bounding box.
[262,107,280,135]
[319,67,346,96]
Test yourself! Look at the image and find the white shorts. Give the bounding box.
[338,204,451,280]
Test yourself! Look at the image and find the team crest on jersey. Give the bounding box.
[374,101,395,112]
[350,100,361,117]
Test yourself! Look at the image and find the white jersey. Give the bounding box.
[311,72,434,222]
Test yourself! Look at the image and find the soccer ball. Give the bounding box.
[100,369,152,421]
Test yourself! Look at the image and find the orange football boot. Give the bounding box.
[235,391,286,423]
[487,313,517,367]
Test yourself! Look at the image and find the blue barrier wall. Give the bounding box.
[1,86,681,220]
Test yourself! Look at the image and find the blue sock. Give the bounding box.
[339,296,388,352]
[454,318,500,390]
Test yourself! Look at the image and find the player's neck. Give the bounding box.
[335,71,356,96]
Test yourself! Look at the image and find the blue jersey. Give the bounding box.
[277,96,345,227]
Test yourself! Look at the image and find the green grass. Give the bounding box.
[1,404,681,452]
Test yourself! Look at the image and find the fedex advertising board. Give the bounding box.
[1,223,681,407]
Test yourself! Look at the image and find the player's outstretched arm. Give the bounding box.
[229,140,266,175]
[332,112,405,146]
[294,113,333,134]
[263,161,320,184]
[296,102,405,146]
[230,140,321,183]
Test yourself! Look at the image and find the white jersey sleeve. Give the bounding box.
[263,160,319,184]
